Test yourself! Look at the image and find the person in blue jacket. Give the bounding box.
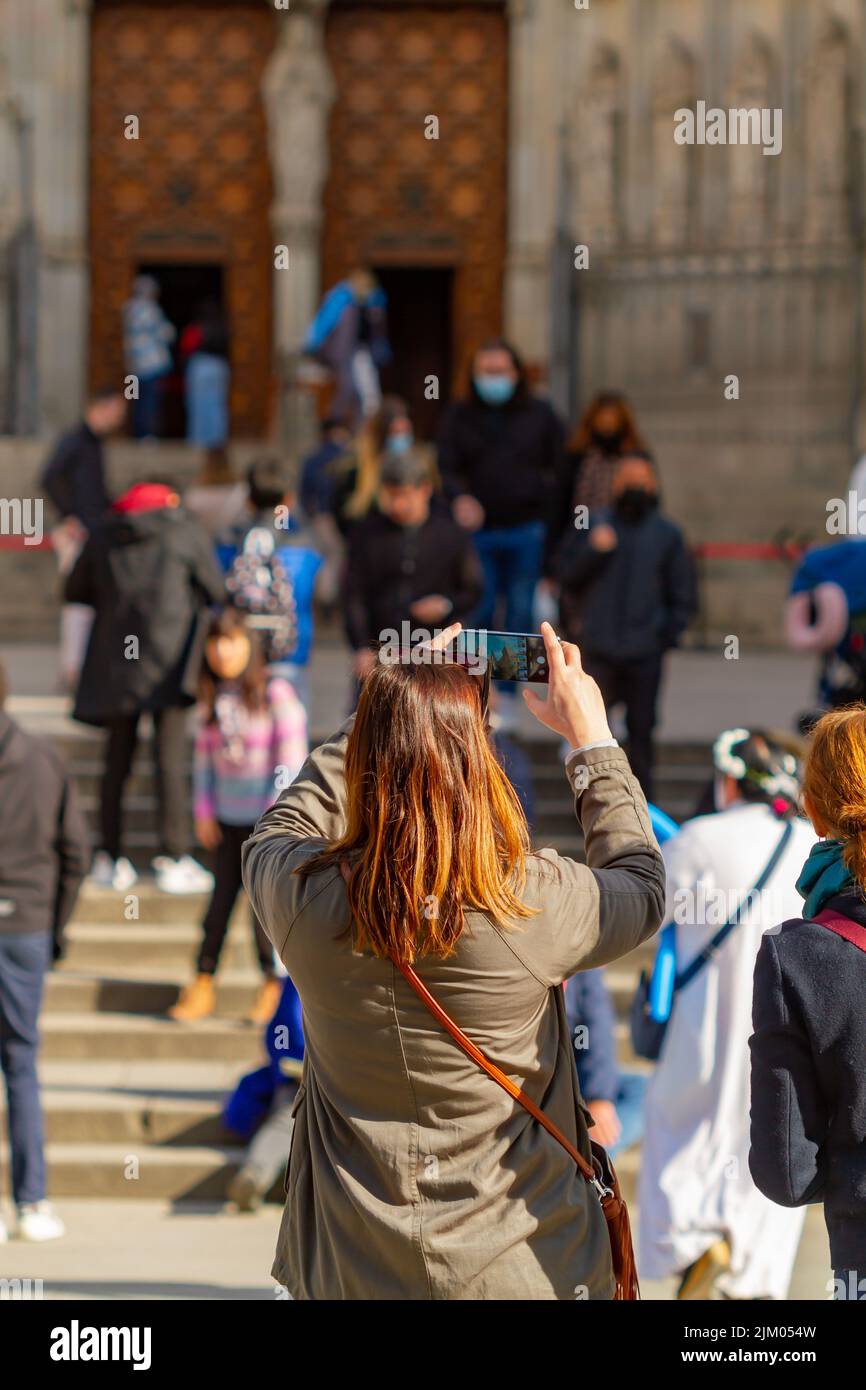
[224,975,304,1212]
[566,970,645,1160]
[303,268,391,428]
[785,536,866,713]
[217,457,322,711]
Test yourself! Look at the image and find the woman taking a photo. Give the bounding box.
[242,623,664,1300]
[750,705,866,1300]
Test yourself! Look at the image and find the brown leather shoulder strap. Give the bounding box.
[392,954,597,1186]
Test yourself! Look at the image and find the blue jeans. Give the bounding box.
[133,374,165,438]
[0,932,50,1204]
[186,352,230,446]
[472,521,546,633]
[607,1072,647,1161]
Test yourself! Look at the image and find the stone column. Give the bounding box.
[32,0,91,434]
[0,50,20,430]
[262,0,334,449]
[503,0,558,374]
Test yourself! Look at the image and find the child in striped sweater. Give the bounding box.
[169,608,307,1024]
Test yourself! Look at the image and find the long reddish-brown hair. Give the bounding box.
[802,704,866,887]
[298,658,536,962]
[568,391,648,455]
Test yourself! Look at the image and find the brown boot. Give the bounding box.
[168,974,216,1022]
[245,977,282,1027]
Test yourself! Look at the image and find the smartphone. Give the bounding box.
[451,630,550,684]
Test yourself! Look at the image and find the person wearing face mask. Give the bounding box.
[554,454,693,798]
[438,339,565,683]
[638,731,814,1300]
[545,392,649,576]
[332,395,437,536]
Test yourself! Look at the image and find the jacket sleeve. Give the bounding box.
[543,450,579,577]
[63,537,96,606]
[748,932,828,1207]
[193,721,218,822]
[540,405,566,542]
[515,745,665,986]
[242,719,354,949]
[41,433,79,519]
[437,405,468,501]
[450,532,485,622]
[52,771,90,957]
[270,679,309,793]
[555,527,611,593]
[566,969,620,1102]
[661,525,695,647]
[190,522,226,605]
[343,531,374,650]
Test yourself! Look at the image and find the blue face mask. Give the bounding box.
[474,373,515,406]
[386,431,414,455]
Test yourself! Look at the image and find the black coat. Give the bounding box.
[555,505,693,661]
[750,889,866,1272]
[41,422,110,529]
[65,506,225,726]
[0,711,90,956]
[343,509,484,650]
[438,392,564,531]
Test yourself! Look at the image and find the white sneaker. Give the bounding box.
[0,1215,7,1243]
[88,852,138,892]
[17,1201,65,1242]
[152,854,214,895]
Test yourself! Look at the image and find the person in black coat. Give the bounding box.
[344,449,484,682]
[41,388,129,690]
[750,704,866,1299]
[65,477,225,893]
[0,662,90,1240]
[437,338,564,639]
[555,453,693,798]
[41,388,127,532]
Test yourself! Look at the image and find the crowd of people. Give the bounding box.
[0,274,864,1304]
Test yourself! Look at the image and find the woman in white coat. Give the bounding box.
[638,729,815,1299]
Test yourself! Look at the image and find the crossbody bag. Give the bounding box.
[392,953,640,1301]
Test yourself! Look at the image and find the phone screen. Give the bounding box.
[451,630,550,684]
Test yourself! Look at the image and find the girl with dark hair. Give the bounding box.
[169,608,307,1026]
[546,392,649,572]
[243,621,664,1300]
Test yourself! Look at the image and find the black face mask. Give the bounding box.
[615,488,657,522]
[591,426,625,455]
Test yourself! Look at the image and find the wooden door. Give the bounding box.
[322,2,509,399]
[88,2,276,437]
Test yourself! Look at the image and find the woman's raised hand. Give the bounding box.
[523,622,612,750]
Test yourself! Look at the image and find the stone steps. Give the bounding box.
[45,968,271,1016]
[39,1013,266,1064]
[20,725,690,1204]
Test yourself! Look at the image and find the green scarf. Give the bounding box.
[795,838,856,918]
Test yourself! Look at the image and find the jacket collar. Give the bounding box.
[824,887,866,930]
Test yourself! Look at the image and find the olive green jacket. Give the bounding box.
[242,723,664,1300]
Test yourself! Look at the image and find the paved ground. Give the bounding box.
[0,637,818,743]
[0,1198,831,1301]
